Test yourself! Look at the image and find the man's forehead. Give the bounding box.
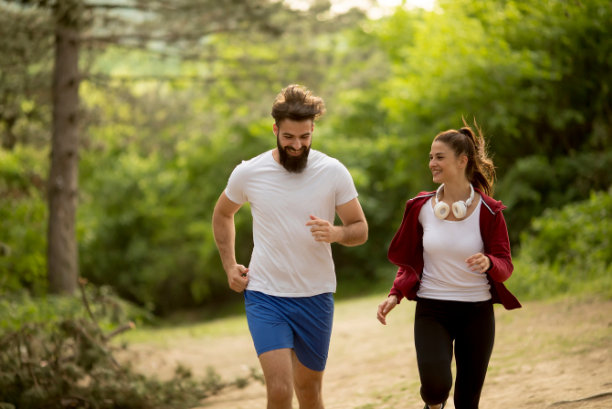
[277,118,313,134]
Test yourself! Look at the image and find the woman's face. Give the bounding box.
[429,140,466,184]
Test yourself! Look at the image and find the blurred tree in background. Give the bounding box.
[1,0,610,316]
[1,0,307,296]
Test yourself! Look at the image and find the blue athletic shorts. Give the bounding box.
[244,290,334,372]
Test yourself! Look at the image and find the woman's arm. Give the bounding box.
[485,211,513,283]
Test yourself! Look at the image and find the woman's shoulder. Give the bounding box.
[409,191,436,202]
[475,188,507,213]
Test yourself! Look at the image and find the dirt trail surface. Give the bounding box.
[117,295,612,409]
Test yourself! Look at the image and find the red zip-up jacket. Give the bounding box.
[387,188,521,310]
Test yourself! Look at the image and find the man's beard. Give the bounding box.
[277,137,311,174]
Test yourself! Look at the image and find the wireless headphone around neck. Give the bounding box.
[433,184,475,220]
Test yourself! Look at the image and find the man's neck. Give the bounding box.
[272,148,280,164]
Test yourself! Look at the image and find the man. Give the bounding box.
[212,84,368,409]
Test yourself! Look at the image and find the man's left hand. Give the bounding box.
[305,215,343,243]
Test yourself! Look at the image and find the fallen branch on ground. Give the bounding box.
[547,391,612,407]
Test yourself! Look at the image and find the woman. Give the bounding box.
[377,121,521,409]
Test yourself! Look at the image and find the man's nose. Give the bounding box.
[291,139,302,150]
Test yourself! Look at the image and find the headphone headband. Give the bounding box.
[435,184,474,206]
[434,184,475,220]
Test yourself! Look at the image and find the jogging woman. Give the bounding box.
[376,121,521,409]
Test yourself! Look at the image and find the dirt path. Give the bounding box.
[118,295,612,409]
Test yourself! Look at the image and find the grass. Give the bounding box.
[115,313,250,345]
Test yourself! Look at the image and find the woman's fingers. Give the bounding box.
[466,253,489,273]
[377,302,388,325]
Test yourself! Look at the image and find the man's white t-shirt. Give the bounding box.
[224,149,358,297]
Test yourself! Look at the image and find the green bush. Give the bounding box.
[0,283,258,408]
[0,320,257,409]
[507,188,612,299]
[0,147,48,294]
[0,285,154,336]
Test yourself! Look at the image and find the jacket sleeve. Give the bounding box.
[388,267,406,304]
[486,211,514,283]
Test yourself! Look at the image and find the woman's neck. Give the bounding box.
[440,180,472,203]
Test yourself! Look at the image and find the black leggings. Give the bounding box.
[414,297,495,409]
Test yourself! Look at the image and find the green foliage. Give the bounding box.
[507,188,612,299]
[0,285,154,335]
[2,0,611,312]
[75,0,612,309]
[343,0,612,245]
[0,320,255,409]
[0,2,52,149]
[0,282,257,408]
[0,147,47,294]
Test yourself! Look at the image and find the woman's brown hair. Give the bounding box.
[434,118,496,196]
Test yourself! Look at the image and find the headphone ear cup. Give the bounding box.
[434,202,450,219]
[452,201,467,218]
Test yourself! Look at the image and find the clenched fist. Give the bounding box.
[305,215,343,243]
[225,264,249,292]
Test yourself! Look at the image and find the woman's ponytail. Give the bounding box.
[434,118,496,196]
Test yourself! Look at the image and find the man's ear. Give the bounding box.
[273,122,278,137]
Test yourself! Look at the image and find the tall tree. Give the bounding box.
[4,0,295,293]
[47,0,81,293]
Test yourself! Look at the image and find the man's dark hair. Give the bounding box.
[271,84,326,124]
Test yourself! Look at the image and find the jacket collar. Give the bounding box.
[412,187,506,214]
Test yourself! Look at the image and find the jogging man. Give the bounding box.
[212,84,368,409]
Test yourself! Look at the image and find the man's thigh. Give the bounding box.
[291,350,324,391]
[259,348,294,382]
[245,290,294,356]
[290,292,334,372]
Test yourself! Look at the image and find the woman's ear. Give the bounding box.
[459,155,468,169]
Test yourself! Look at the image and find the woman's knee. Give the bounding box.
[421,382,451,405]
[420,367,452,404]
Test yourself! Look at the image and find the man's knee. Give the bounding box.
[294,377,322,405]
[267,380,293,404]
[295,380,321,395]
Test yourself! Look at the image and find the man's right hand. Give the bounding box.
[226,264,249,292]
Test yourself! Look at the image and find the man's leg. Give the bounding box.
[292,350,325,409]
[259,348,294,409]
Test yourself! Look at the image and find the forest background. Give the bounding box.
[1,0,611,322]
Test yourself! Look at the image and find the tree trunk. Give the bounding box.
[47,13,80,294]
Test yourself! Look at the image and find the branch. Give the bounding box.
[85,72,275,87]
[547,392,612,407]
[85,3,165,12]
[86,73,220,85]
[78,278,99,329]
[82,28,234,44]
[103,322,135,341]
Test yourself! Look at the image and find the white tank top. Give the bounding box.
[417,197,492,302]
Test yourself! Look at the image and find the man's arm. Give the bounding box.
[212,192,249,292]
[306,198,368,247]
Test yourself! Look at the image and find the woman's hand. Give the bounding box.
[466,253,491,274]
[377,295,398,325]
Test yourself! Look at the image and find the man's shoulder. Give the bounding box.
[309,149,344,169]
[243,150,273,165]
[234,150,272,171]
